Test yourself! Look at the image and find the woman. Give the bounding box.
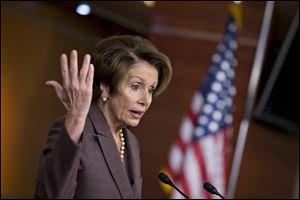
[34,35,172,199]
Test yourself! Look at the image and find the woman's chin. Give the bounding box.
[126,119,140,127]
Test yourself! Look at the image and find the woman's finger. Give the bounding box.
[69,50,78,84]
[60,54,69,88]
[79,54,91,84]
[86,64,94,89]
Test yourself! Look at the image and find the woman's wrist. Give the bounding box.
[64,115,86,143]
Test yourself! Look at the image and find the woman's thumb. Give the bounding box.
[45,80,63,99]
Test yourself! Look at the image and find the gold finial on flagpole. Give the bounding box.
[229,1,243,31]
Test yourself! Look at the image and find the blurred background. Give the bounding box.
[1,1,299,199]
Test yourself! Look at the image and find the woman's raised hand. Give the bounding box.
[46,50,94,143]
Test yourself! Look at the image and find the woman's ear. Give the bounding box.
[100,83,110,102]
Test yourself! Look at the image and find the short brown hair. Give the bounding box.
[91,35,172,101]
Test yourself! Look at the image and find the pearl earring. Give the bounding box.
[102,97,108,103]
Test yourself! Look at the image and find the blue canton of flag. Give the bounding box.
[193,14,237,141]
[163,14,238,199]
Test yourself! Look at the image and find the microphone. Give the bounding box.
[158,172,190,199]
[203,182,225,199]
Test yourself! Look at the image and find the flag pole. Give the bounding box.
[227,1,275,198]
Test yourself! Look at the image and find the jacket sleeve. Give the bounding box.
[34,117,83,199]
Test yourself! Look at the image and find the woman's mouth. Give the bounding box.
[129,110,144,119]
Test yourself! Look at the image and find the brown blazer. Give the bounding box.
[35,102,142,199]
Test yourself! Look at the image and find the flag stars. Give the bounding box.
[219,90,227,98]
[225,50,233,60]
[226,98,233,106]
[221,61,230,71]
[225,114,233,124]
[230,40,238,50]
[203,104,213,114]
[227,68,235,78]
[212,54,222,63]
[216,71,226,81]
[212,110,223,121]
[212,82,222,92]
[207,93,218,103]
[216,100,226,110]
[224,80,231,88]
[198,115,209,125]
[195,127,205,137]
[208,121,219,132]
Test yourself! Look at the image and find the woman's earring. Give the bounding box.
[102,97,108,103]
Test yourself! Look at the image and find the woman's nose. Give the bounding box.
[138,90,151,107]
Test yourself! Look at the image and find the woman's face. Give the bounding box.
[106,61,159,128]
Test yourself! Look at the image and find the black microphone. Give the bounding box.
[203,182,225,199]
[158,172,190,199]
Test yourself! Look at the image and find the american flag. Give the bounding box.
[163,14,238,199]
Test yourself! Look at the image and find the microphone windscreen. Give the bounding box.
[203,182,217,194]
[158,172,172,185]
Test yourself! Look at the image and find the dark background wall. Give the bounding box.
[1,1,298,198]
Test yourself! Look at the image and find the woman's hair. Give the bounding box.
[91,35,172,101]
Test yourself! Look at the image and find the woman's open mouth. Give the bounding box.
[129,110,144,119]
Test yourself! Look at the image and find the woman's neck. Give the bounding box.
[97,99,123,136]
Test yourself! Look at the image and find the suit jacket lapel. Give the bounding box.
[124,129,140,184]
[88,102,133,198]
[124,129,142,198]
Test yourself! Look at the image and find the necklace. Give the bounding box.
[119,129,125,162]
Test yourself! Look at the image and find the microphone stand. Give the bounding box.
[216,193,225,199]
[169,182,190,199]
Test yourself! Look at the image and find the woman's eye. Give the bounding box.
[148,88,155,94]
[131,85,140,91]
